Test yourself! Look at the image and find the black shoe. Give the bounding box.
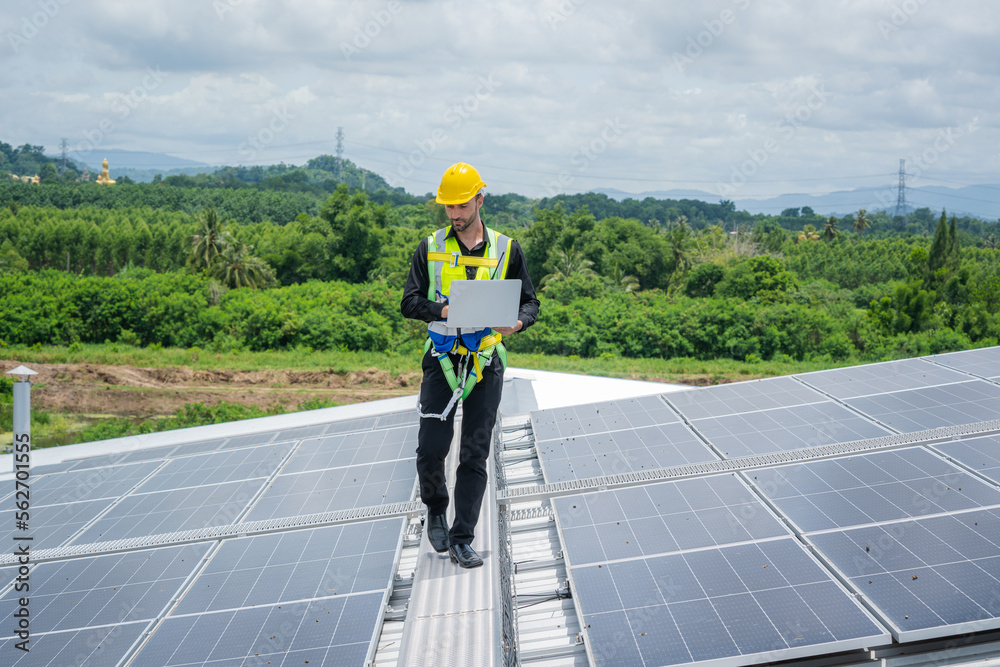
[449,543,484,568]
[426,513,449,553]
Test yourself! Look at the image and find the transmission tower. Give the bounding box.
[893,158,907,220]
[59,138,69,174]
[335,127,345,182]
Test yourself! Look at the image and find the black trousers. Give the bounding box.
[416,348,504,546]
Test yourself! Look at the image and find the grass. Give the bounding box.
[0,342,861,385]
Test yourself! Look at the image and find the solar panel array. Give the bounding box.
[1,409,419,666]
[532,348,1000,666]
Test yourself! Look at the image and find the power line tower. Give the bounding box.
[59,138,69,174]
[893,158,907,220]
[335,127,345,182]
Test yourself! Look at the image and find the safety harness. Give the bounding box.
[417,225,513,421]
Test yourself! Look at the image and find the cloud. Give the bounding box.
[2,0,999,197]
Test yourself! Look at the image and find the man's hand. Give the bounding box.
[493,320,523,336]
[441,304,448,320]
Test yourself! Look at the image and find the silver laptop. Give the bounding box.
[445,279,521,329]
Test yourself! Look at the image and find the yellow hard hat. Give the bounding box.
[436,162,486,205]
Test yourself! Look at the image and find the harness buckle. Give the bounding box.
[450,251,461,268]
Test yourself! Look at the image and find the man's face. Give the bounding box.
[446,195,482,234]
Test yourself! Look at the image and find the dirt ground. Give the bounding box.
[5,360,424,418]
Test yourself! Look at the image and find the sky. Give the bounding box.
[2,0,998,202]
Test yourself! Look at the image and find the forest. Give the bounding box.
[2,152,1000,370]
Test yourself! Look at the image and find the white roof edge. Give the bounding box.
[1,393,418,473]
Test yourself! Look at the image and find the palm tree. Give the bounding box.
[853,209,871,237]
[665,217,695,274]
[822,216,839,240]
[605,260,641,293]
[189,207,229,269]
[540,247,596,288]
[209,241,272,289]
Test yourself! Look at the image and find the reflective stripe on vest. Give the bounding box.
[426,226,513,301]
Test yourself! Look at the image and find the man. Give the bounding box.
[400,162,539,568]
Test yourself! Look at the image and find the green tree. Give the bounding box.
[39,163,59,184]
[320,184,386,282]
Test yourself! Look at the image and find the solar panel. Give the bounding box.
[128,519,403,667]
[28,461,161,506]
[537,422,718,483]
[0,543,210,634]
[934,434,1000,484]
[691,401,890,458]
[552,473,890,665]
[118,438,229,462]
[244,459,415,521]
[666,376,825,420]
[531,394,678,443]
[932,347,1000,380]
[281,425,417,474]
[0,498,117,550]
[374,409,419,429]
[219,431,276,449]
[130,593,385,666]
[7,623,148,667]
[174,518,402,614]
[553,475,788,565]
[846,381,1000,432]
[272,423,329,443]
[808,508,1000,642]
[798,358,972,399]
[135,443,294,493]
[571,538,889,666]
[74,479,267,543]
[322,415,379,434]
[749,447,1000,532]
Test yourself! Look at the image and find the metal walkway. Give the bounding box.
[396,408,501,666]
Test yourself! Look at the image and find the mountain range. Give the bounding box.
[50,149,999,220]
[591,184,1000,220]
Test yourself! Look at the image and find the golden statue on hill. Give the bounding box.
[96,158,116,186]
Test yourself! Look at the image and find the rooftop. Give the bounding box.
[3,353,1000,666]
